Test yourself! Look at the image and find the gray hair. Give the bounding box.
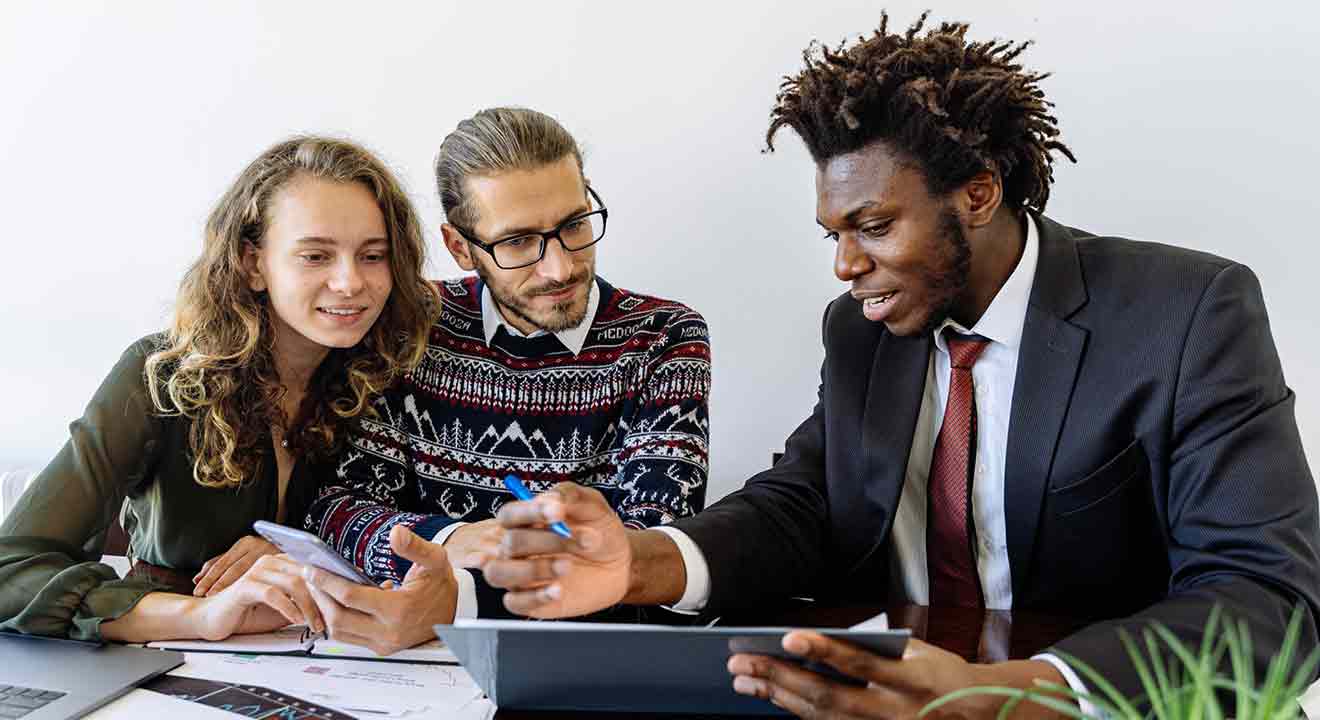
[434,107,585,230]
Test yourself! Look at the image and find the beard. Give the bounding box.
[475,262,595,333]
[914,208,973,336]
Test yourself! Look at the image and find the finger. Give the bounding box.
[499,528,574,559]
[483,556,564,589]
[236,581,302,627]
[494,499,554,529]
[205,554,256,597]
[544,482,609,521]
[251,565,325,634]
[784,631,897,685]
[192,557,215,585]
[728,654,884,719]
[391,525,453,575]
[502,584,562,617]
[305,582,381,638]
[193,552,240,596]
[302,566,378,614]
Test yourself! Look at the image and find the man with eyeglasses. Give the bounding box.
[294,107,712,651]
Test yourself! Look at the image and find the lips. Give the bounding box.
[862,291,897,308]
[318,306,367,316]
[854,290,900,323]
[536,283,580,302]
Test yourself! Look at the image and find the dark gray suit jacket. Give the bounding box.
[673,213,1320,695]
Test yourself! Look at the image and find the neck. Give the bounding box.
[950,209,1026,328]
[270,319,330,394]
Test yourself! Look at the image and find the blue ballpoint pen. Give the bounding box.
[502,474,573,539]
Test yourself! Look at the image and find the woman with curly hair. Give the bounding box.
[0,136,436,643]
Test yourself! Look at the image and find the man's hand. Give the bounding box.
[476,482,632,618]
[443,519,502,568]
[728,634,1072,720]
[302,525,458,656]
[193,535,281,597]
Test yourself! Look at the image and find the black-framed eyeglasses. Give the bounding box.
[453,186,608,270]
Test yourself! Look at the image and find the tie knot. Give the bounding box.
[944,331,990,369]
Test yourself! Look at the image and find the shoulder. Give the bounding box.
[106,332,170,387]
[1044,216,1243,305]
[596,281,709,339]
[593,282,710,360]
[428,276,483,338]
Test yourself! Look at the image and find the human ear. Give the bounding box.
[243,241,267,292]
[958,170,1003,229]
[441,224,478,272]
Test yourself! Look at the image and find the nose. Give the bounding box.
[535,236,573,283]
[329,257,365,296]
[833,232,873,282]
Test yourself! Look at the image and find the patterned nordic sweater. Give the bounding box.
[305,276,711,584]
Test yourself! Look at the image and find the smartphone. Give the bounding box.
[252,520,375,586]
[727,629,910,687]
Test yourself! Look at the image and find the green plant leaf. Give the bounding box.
[1052,648,1144,719]
[919,686,1093,720]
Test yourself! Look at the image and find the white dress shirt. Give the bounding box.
[656,216,1093,705]
[434,280,602,619]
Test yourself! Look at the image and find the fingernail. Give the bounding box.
[783,634,809,654]
[463,552,484,567]
[578,531,599,551]
[552,559,571,577]
[541,500,564,521]
[733,676,762,696]
[545,584,562,600]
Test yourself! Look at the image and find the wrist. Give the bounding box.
[100,592,207,643]
[626,530,685,606]
[967,660,1073,720]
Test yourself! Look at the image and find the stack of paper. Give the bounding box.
[148,625,458,664]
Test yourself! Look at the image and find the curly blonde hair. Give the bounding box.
[145,136,437,489]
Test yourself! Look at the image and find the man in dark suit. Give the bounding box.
[473,13,1320,718]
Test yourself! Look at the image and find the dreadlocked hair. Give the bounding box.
[766,11,1076,211]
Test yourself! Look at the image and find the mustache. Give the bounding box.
[530,274,588,297]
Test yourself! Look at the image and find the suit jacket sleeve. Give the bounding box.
[1050,262,1320,697]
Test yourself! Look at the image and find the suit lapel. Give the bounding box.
[1006,214,1090,599]
[849,328,931,575]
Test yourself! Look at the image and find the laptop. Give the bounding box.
[0,632,183,719]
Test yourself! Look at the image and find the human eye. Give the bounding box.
[298,252,329,265]
[822,230,840,243]
[563,218,588,234]
[502,235,532,249]
[860,220,893,240]
[361,248,390,263]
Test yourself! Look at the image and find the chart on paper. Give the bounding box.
[144,675,353,720]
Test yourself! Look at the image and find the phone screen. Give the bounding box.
[252,521,375,586]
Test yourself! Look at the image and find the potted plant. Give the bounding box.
[922,606,1320,720]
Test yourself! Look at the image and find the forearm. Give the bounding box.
[99,591,207,643]
[306,490,454,583]
[624,529,688,606]
[967,660,1074,720]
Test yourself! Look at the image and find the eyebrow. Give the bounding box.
[488,203,591,241]
[817,201,887,230]
[295,236,389,247]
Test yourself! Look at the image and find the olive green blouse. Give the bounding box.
[0,335,317,641]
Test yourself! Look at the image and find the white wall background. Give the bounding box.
[1,0,1316,503]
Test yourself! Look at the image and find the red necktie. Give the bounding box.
[927,331,990,608]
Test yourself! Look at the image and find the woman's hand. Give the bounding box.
[195,554,324,641]
[193,535,281,597]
